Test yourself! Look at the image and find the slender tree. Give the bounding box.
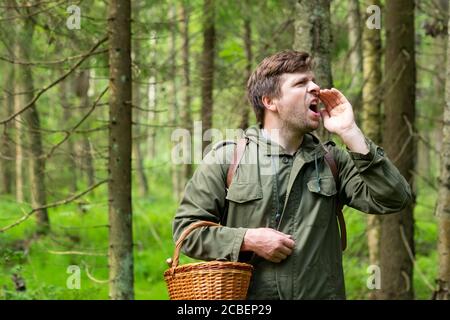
[347,0,363,116]
[377,0,416,300]
[434,0,450,301]
[180,0,193,182]
[11,0,24,203]
[169,3,183,201]
[293,0,333,139]
[74,70,96,188]
[361,0,383,299]
[14,4,50,234]
[0,66,14,194]
[59,76,78,193]
[240,4,253,130]
[146,31,157,160]
[201,0,215,153]
[348,0,362,78]
[132,0,149,198]
[108,0,134,300]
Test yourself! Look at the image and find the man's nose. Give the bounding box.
[308,81,320,96]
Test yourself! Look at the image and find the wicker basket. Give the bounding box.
[164,221,253,300]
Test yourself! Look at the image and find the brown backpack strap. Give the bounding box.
[226,137,249,188]
[324,148,347,251]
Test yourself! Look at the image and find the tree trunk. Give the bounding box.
[347,0,362,84]
[132,83,149,199]
[434,1,450,301]
[147,75,157,159]
[59,77,78,193]
[133,126,149,198]
[13,91,24,203]
[12,18,24,203]
[108,0,134,300]
[15,8,50,234]
[146,31,157,160]
[169,3,183,201]
[201,0,215,154]
[346,0,362,118]
[378,0,416,300]
[240,15,252,130]
[416,131,431,180]
[361,0,382,299]
[180,1,193,182]
[0,66,14,194]
[75,70,96,188]
[430,0,449,182]
[131,1,149,198]
[293,0,333,140]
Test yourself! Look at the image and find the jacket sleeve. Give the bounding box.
[172,144,248,262]
[333,137,413,214]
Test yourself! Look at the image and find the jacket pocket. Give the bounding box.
[307,176,337,197]
[226,183,263,203]
[305,177,337,228]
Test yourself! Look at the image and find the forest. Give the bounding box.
[0,0,449,300]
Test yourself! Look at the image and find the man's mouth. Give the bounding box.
[308,100,319,114]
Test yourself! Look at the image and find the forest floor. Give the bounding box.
[0,172,438,300]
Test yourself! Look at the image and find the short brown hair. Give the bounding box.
[246,50,313,124]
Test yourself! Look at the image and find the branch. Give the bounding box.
[25,124,108,135]
[41,86,109,160]
[0,179,108,233]
[131,121,178,128]
[399,225,435,292]
[392,115,441,164]
[82,261,110,284]
[0,49,108,66]
[0,0,68,21]
[131,104,167,113]
[0,36,108,125]
[409,169,438,191]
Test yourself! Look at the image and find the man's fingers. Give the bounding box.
[278,245,293,256]
[327,89,341,106]
[275,252,287,260]
[281,237,295,249]
[319,90,334,112]
[270,257,282,263]
[269,252,287,263]
[270,229,295,249]
[331,88,348,104]
[319,90,332,105]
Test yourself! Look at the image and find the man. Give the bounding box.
[172,50,412,299]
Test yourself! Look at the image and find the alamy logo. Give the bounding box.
[366,5,381,30]
[66,265,81,289]
[366,264,381,290]
[66,5,81,30]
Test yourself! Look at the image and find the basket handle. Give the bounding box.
[170,221,220,270]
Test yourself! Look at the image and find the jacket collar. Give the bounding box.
[244,124,327,161]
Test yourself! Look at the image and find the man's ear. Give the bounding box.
[262,95,277,112]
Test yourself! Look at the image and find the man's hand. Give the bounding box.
[319,88,355,135]
[319,88,369,154]
[241,228,295,263]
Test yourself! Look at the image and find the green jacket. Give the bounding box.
[172,125,412,300]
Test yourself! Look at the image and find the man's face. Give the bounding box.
[272,71,321,132]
